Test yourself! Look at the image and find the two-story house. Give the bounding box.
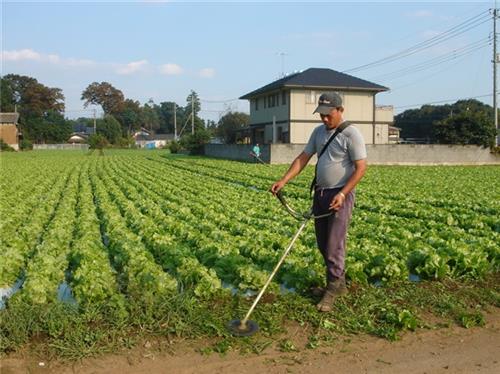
[239,67,393,145]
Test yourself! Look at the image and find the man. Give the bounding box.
[270,92,367,312]
[251,143,261,162]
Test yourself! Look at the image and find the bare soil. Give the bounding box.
[2,310,499,374]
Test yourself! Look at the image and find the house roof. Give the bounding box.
[240,68,388,99]
[69,132,89,139]
[0,113,20,124]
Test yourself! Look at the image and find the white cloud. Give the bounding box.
[199,67,215,78]
[116,59,149,75]
[159,63,183,75]
[1,48,98,69]
[2,49,41,61]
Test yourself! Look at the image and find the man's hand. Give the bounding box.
[329,192,345,211]
[270,180,286,195]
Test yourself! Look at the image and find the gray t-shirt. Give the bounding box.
[304,122,367,189]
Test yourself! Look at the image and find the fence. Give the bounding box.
[33,144,90,151]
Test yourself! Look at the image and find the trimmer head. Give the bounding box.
[227,319,259,337]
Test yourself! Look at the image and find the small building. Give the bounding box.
[240,67,394,145]
[388,126,402,144]
[68,123,95,144]
[132,127,152,138]
[0,113,20,150]
[134,133,174,149]
[68,132,89,144]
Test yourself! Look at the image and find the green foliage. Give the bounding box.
[0,153,498,359]
[185,90,201,116]
[88,134,108,150]
[23,110,72,144]
[180,128,211,154]
[96,114,122,144]
[141,101,161,132]
[216,111,250,143]
[1,74,65,121]
[1,74,66,143]
[0,138,15,151]
[19,138,33,150]
[433,110,497,147]
[115,136,136,148]
[169,139,182,153]
[395,99,495,143]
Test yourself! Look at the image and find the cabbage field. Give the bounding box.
[0,150,499,355]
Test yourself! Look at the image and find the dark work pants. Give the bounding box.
[312,187,355,283]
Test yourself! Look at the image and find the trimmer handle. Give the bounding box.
[275,190,303,220]
[275,189,332,220]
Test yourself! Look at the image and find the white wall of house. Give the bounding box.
[289,89,374,123]
[248,88,394,145]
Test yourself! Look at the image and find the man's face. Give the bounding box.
[320,107,343,129]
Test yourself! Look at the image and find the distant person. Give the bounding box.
[251,143,261,162]
[270,92,367,312]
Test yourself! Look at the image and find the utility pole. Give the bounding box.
[93,108,97,134]
[494,6,499,146]
[173,103,177,140]
[191,92,195,135]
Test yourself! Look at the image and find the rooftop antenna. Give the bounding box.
[276,52,288,78]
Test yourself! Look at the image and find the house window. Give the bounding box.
[254,98,259,111]
[281,91,286,105]
[306,90,316,104]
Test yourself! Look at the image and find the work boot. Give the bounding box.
[316,278,348,312]
[308,271,330,297]
[308,286,325,297]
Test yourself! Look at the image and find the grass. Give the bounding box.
[1,272,498,360]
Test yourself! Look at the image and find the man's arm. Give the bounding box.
[270,151,313,194]
[329,158,367,210]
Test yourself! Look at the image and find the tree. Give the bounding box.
[141,101,160,133]
[81,82,124,115]
[88,134,108,155]
[97,115,122,144]
[185,90,201,117]
[1,74,65,121]
[180,127,211,154]
[216,111,250,143]
[395,99,496,144]
[433,110,497,147]
[114,99,142,135]
[182,90,207,134]
[23,110,72,144]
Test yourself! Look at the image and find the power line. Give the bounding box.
[199,97,239,103]
[394,93,492,110]
[388,50,483,93]
[372,37,491,82]
[343,10,490,74]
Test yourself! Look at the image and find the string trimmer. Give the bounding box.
[227,190,332,337]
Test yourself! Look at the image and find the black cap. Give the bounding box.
[313,92,343,115]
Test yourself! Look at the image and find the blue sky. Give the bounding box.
[1,1,493,123]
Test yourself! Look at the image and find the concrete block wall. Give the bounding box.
[204,144,270,163]
[205,144,500,165]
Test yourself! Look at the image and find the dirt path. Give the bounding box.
[2,311,499,374]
